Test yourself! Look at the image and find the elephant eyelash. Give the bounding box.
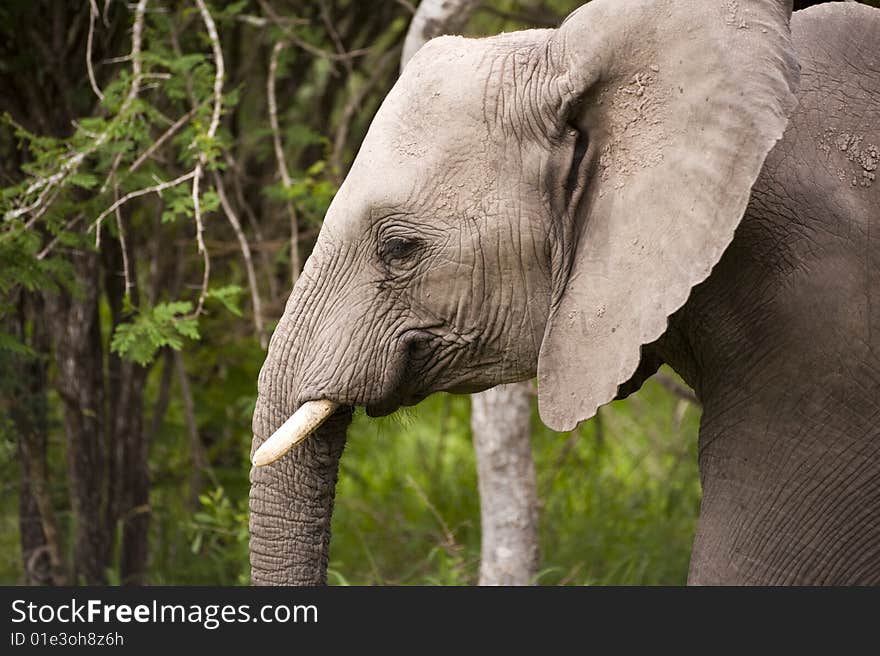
[379,235,422,263]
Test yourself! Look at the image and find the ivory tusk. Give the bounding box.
[252,399,340,467]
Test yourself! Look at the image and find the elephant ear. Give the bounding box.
[537,0,799,431]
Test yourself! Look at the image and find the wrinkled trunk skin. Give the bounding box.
[249,412,351,585]
[250,262,353,585]
[472,381,540,586]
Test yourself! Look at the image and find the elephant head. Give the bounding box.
[250,0,799,585]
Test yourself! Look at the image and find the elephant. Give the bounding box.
[250,0,880,585]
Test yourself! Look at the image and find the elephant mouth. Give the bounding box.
[361,327,442,416]
[365,389,428,418]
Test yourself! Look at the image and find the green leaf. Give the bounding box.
[306,160,326,176]
[207,285,243,317]
[161,186,194,223]
[200,189,219,214]
[284,124,324,149]
[174,317,200,340]
[110,301,200,365]
[168,53,206,74]
[219,0,248,17]
[0,331,36,358]
[68,172,100,190]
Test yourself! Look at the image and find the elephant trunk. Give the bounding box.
[249,409,351,585]
[249,256,352,585]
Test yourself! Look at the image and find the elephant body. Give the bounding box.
[250,1,880,586]
[658,8,880,584]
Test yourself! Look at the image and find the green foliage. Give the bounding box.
[67,172,100,190]
[207,285,243,317]
[160,185,196,224]
[188,487,250,585]
[0,231,66,295]
[0,330,36,357]
[110,302,199,366]
[264,159,338,228]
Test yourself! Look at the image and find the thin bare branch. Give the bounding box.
[236,14,308,28]
[99,151,124,195]
[393,0,417,15]
[190,0,226,317]
[406,474,456,548]
[113,184,134,300]
[191,164,210,316]
[129,102,204,173]
[174,351,213,510]
[19,438,68,585]
[319,1,354,77]
[92,170,197,246]
[654,371,699,405]
[101,54,132,64]
[222,152,279,304]
[7,186,61,234]
[195,0,224,151]
[267,40,300,286]
[196,236,318,256]
[213,172,266,348]
[86,0,104,101]
[401,0,479,70]
[36,214,83,260]
[268,42,292,190]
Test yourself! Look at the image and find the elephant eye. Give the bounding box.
[379,236,421,263]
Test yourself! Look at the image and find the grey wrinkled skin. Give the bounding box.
[250,0,880,585]
[656,7,880,584]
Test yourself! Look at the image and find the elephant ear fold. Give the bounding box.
[536,0,799,431]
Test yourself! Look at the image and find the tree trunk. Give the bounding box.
[401,0,480,71]
[103,235,151,585]
[402,0,541,587]
[114,362,150,585]
[46,251,111,585]
[175,350,208,510]
[9,293,67,585]
[471,382,540,585]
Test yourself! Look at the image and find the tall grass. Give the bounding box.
[330,368,702,585]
